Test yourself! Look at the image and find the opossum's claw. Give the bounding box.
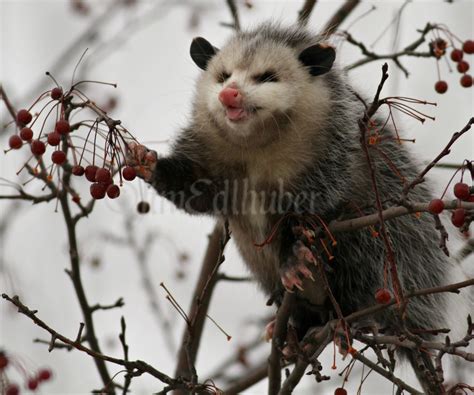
[125,143,158,183]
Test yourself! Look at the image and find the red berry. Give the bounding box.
[457,60,470,73]
[463,40,474,54]
[428,199,445,214]
[51,150,66,165]
[122,166,137,181]
[5,384,19,395]
[460,74,473,88]
[72,165,85,176]
[375,288,391,304]
[47,132,61,146]
[17,109,32,125]
[0,352,8,369]
[335,388,347,395]
[37,368,52,381]
[8,135,22,149]
[454,182,470,200]
[72,195,81,203]
[451,48,463,62]
[55,120,70,135]
[434,80,448,94]
[95,168,111,183]
[469,195,474,203]
[27,377,39,390]
[20,127,33,141]
[106,184,120,199]
[451,208,466,228]
[31,140,46,155]
[85,165,98,182]
[90,183,106,199]
[51,87,63,100]
[137,201,150,214]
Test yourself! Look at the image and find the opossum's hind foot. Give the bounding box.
[280,241,316,292]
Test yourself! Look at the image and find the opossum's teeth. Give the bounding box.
[225,106,248,121]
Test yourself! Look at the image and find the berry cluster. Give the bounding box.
[4,79,149,207]
[0,350,52,394]
[428,172,473,229]
[430,31,473,93]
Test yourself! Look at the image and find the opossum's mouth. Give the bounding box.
[224,106,260,122]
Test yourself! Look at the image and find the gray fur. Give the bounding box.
[150,23,470,389]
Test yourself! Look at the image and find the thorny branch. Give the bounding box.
[0,293,212,393]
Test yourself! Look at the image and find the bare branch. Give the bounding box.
[322,0,360,36]
[297,0,317,27]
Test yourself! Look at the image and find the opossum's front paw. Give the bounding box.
[280,241,315,292]
[126,142,158,183]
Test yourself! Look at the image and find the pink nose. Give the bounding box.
[219,87,242,107]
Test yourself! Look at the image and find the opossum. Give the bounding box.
[129,23,471,393]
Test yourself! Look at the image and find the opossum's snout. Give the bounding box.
[218,84,249,122]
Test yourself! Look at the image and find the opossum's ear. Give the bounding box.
[298,44,335,76]
[190,37,219,70]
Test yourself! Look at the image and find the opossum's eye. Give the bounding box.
[216,71,231,83]
[253,71,279,83]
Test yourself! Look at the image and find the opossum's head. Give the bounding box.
[190,24,335,148]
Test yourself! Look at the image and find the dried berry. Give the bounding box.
[37,368,52,381]
[9,135,22,150]
[460,74,473,88]
[47,132,61,146]
[55,120,70,135]
[451,48,463,62]
[95,168,111,183]
[122,166,137,181]
[137,201,150,214]
[31,140,46,156]
[0,352,8,370]
[334,388,347,395]
[463,40,474,54]
[85,165,99,182]
[27,377,39,390]
[106,184,120,199]
[17,109,32,125]
[72,165,85,176]
[451,208,466,228]
[51,151,66,165]
[457,60,470,73]
[51,87,63,100]
[434,80,448,94]
[375,288,391,304]
[90,183,106,199]
[454,182,470,200]
[20,127,33,141]
[5,384,19,395]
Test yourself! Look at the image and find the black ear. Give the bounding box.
[190,37,218,70]
[298,44,336,76]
